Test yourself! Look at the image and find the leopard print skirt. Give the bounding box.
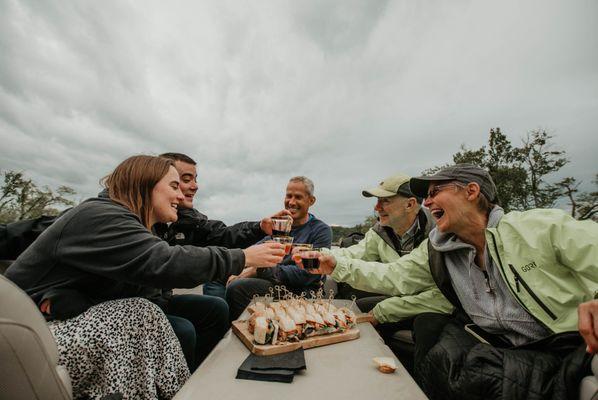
[48,297,190,399]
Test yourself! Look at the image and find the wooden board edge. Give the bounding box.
[231,320,256,353]
[232,320,361,355]
[356,313,375,324]
[300,328,360,350]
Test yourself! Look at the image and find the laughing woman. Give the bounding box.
[5,155,285,399]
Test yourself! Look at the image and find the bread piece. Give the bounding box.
[372,357,397,374]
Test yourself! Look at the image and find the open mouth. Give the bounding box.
[170,203,178,210]
[431,209,445,220]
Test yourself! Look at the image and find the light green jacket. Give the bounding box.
[329,225,454,324]
[332,209,598,333]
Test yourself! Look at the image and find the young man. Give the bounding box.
[151,152,289,370]
[156,152,289,253]
[225,176,332,320]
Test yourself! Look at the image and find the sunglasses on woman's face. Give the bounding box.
[426,183,465,199]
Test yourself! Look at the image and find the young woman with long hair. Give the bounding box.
[6,155,285,398]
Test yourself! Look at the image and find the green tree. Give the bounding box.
[556,174,598,221]
[330,213,377,244]
[517,130,568,208]
[0,170,76,223]
[428,127,593,218]
[450,128,528,212]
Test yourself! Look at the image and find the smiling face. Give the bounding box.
[284,181,315,226]
[172,161,198,209]
[423,181,475,233]
[149,166,184,226]
[374,195,409,227]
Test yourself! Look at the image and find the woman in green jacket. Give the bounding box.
[301,164,597,399]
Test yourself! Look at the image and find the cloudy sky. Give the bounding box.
[1,0,596,226]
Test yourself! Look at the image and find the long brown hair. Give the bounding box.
[102,155,174,229]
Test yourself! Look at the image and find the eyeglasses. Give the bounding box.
[426,183,465,199]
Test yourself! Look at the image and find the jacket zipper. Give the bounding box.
[486,231,553,331]
[482,270,493,293]
[508,264,557,320]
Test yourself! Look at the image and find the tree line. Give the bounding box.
[2,128,597,231]
[0,171,75,223]
[331,127,597,243]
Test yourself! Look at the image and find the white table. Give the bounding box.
[174,318,428,400]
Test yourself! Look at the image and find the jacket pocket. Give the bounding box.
[508,264,557,320]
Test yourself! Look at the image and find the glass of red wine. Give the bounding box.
[293,247,321,270]
[269,236,294,255]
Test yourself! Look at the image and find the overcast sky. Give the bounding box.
[1,0,597,226]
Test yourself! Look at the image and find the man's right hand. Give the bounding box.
[243,242,285,268]
[294,252,337,275]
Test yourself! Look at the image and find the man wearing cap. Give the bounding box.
[302,163,598,399]
[331,172,452,323]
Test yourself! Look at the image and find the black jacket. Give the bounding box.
[417,241,591,400]
[154,207,265,249]
[0,215,61,260]
[5,197,245,320]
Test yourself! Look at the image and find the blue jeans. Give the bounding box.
[202,281,226,299]
[166,294,229,371]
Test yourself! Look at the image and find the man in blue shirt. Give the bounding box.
[225,176,332,320]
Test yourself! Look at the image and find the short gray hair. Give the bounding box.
[288,176,315,196]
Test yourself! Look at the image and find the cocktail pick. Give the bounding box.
[251,294,258,307]
[350,295,357,312]
[327,289,334,311]
[268,287,275,302]
[309,290,316,302]
[274,285,281,300]
[281,286,290,300]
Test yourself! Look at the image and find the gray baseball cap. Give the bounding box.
[410,164,498,202]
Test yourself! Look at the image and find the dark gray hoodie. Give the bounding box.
[5,197,245,320]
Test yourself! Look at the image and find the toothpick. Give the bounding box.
[268,287,275,302]
[274,285,281,300]
[327,289,334,311]
[350,295,357,312]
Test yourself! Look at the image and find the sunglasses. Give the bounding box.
[427,183,465,198]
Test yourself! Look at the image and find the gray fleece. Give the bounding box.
[428,206,549,346]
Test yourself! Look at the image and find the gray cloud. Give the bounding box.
[1,0,597,226]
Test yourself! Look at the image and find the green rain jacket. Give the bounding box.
[331,209,598,333]
[329,211,454,324]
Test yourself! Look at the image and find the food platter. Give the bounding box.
[232,297,373,355]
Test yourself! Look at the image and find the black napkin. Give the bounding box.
[236,356,295,383]
[250,348,306,371]
[235,349,306,383]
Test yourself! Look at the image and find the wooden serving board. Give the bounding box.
[231,320,359,355]
[232,313,374,356]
